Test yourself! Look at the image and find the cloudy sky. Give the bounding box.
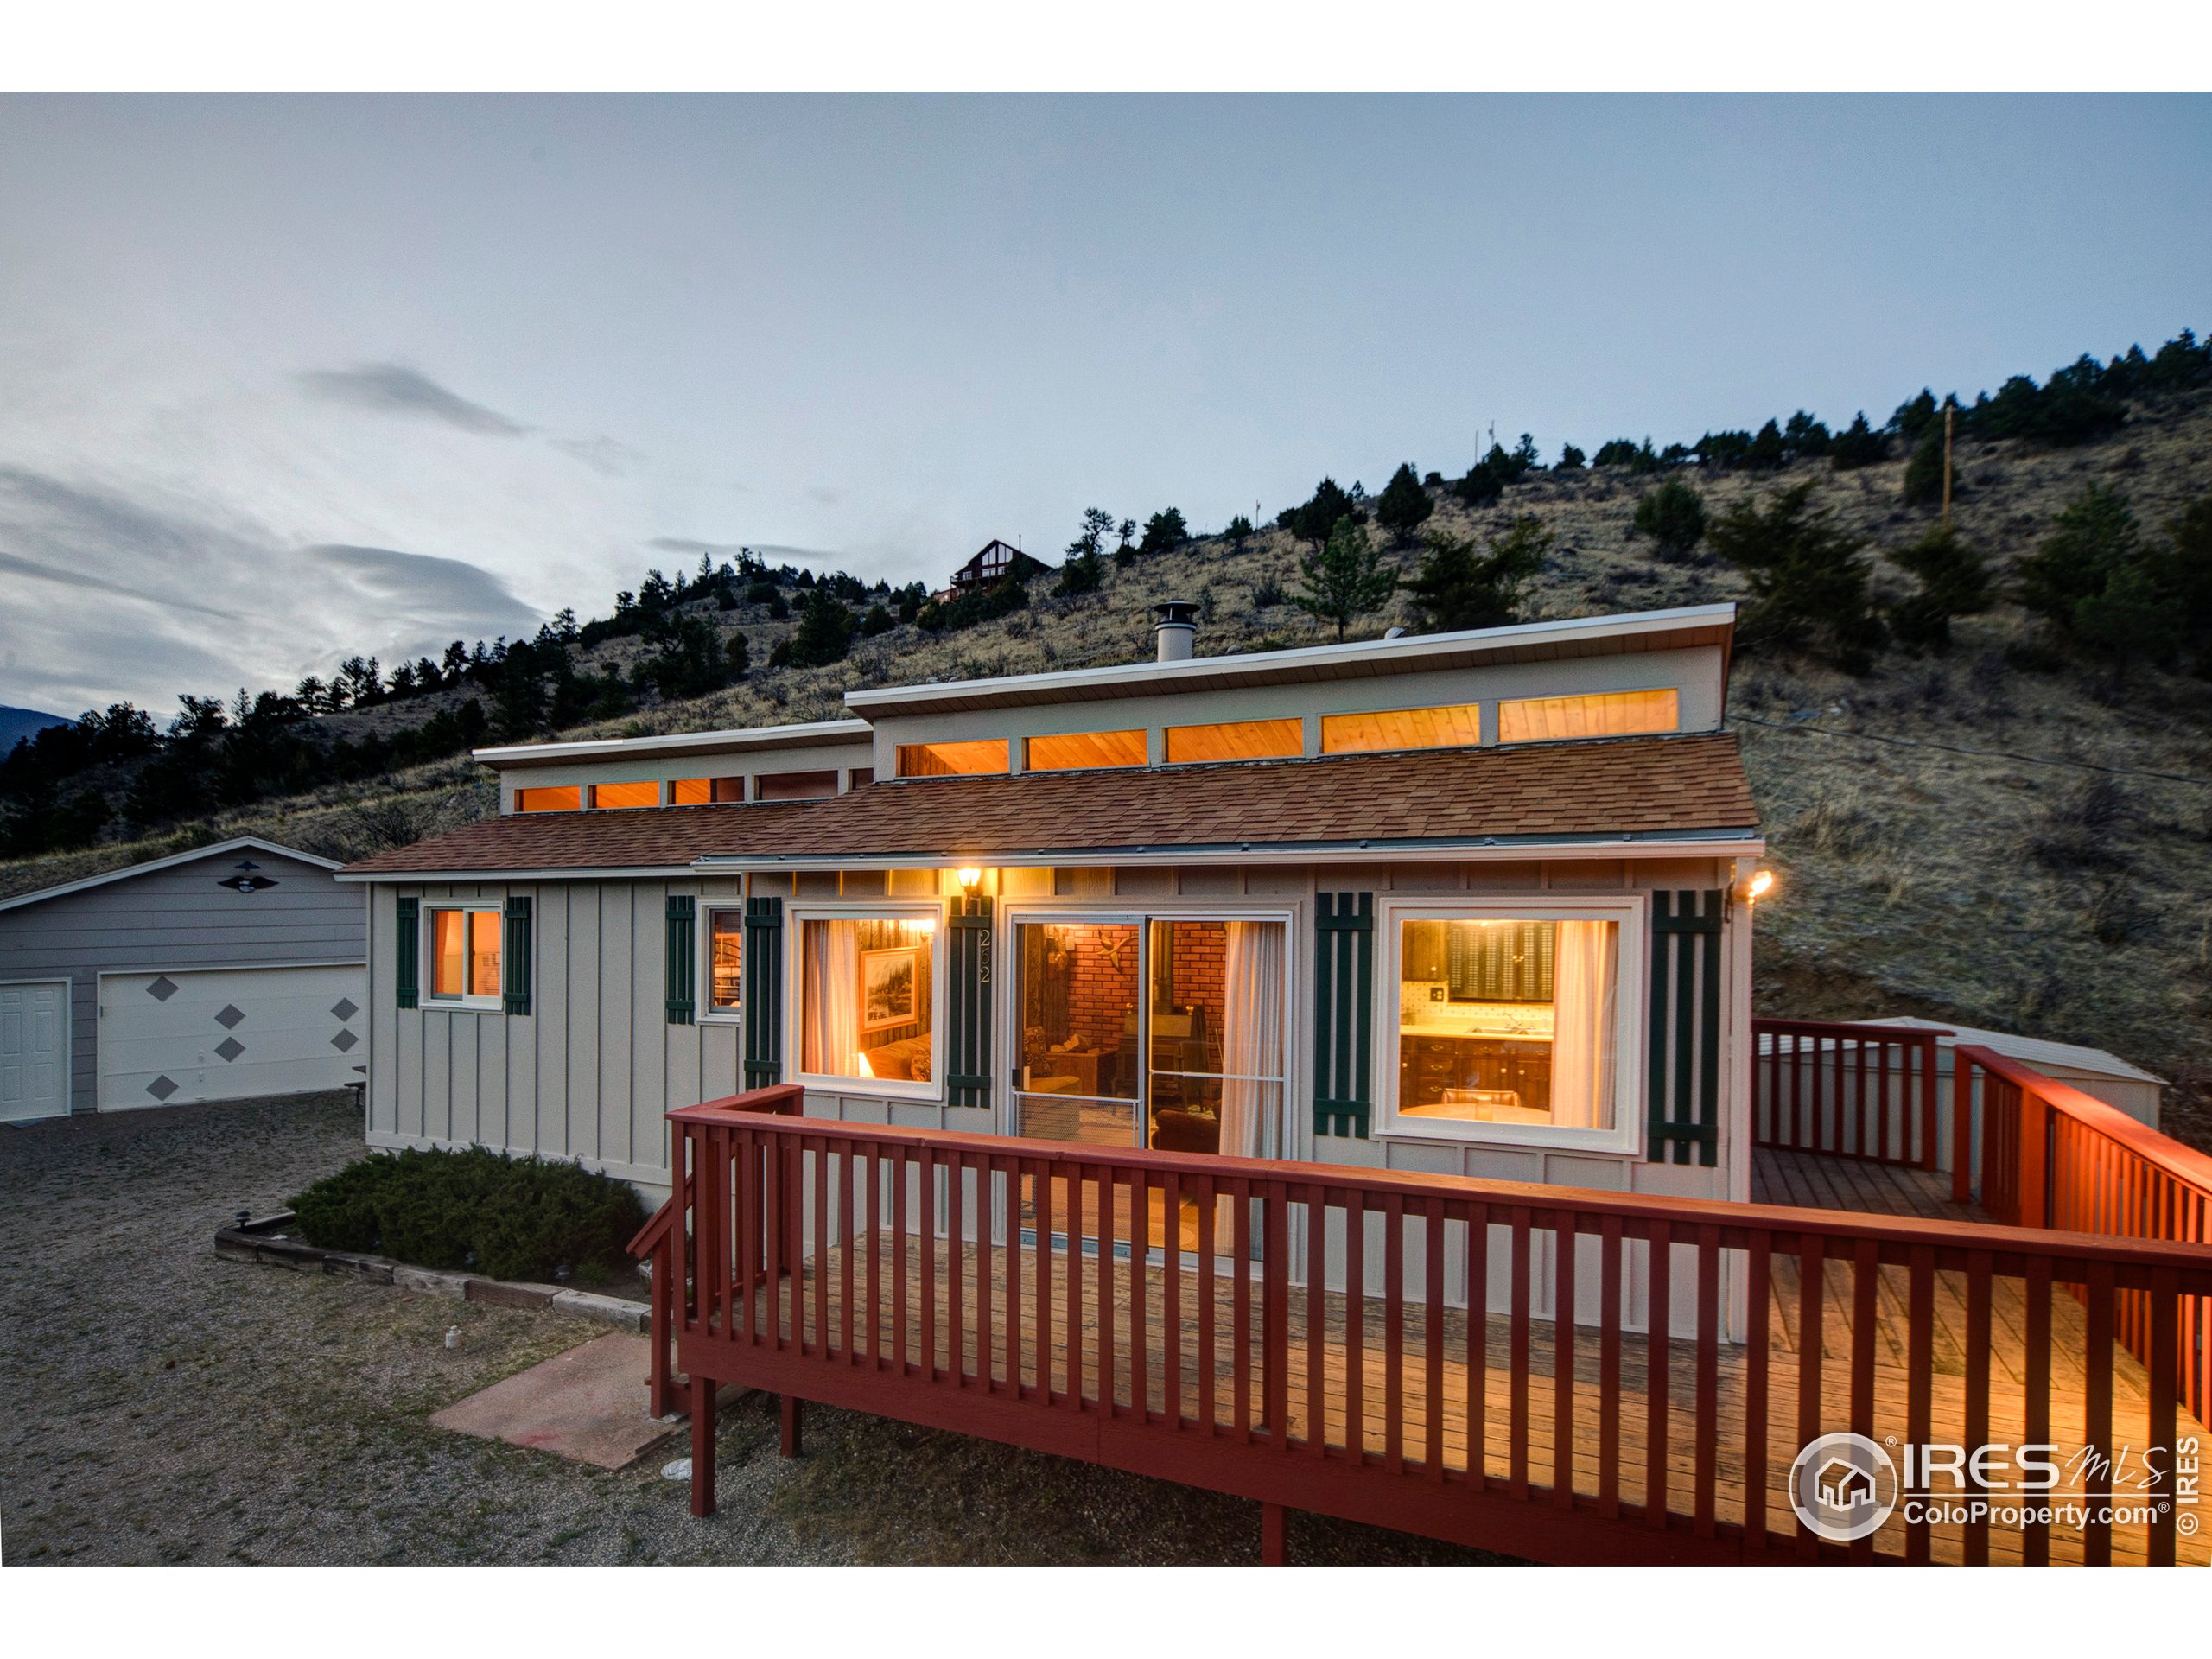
[1,93,2207,716]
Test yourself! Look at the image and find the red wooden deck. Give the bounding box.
[635,1084,2212,1567]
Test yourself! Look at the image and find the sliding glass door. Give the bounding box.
[1012,912,1287,1253]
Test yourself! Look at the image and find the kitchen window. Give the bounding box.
[426,904,503,1008]
[1381,898,1643,1151]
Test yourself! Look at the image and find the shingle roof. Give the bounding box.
[341,732,1758,876]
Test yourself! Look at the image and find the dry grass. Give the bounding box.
[9,390,2212,1144]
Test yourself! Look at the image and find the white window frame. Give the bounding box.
[423,902,505,1012]
[1376,893,1648,1154]
[700,905,747,1026]
[786,900,947,1103]
[1000,899,1298,1148]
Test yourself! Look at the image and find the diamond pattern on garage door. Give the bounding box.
[213,1003,245,1029]
[145,1074,179,1100]
[214,1036,245,1062]
[147,976,180,1002]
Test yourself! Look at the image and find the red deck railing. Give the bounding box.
[1751,1018,1945,1166]
[635,1085,2212,1566]
[1955,1044,2212,1428]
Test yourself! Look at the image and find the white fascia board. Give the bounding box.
[692,830,1765,874]
[334,865,698,884]
[843,604,1738,715]
[0,835,344,915]
[471,717,874,769]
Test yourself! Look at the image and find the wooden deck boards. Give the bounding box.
[728,1147,2204,1567]
[690,1147,2201,1565]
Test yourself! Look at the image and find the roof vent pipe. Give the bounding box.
[1152,600,1199,662]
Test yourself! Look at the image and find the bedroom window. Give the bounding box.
[426,905,503,1007]
[705,907,744,1017]
[1319,702,1484,755]
[1496,688,1679,744]
[1383,899,1642,1150]
[796,912,938,1092]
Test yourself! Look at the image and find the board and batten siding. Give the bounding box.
[0,846,366,1114]
[366,878,742,1192]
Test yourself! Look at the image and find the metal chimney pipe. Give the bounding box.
[1152,600,1199,662]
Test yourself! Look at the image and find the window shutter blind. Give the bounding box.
[1647,889,1723,1166]
[395,896,419,1010]
[741,895,784,1084]
[946,895,993,1109]
[1313,891,1375,1137]
[502,896,533,1016]
[665,894,696,1026]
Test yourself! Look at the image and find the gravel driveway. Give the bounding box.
[0,1093,1504,1565]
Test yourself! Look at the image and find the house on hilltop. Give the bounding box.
[943,537,1051,598]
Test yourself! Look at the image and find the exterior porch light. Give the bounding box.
[956,866,984,892]
[1746,868,1776,904]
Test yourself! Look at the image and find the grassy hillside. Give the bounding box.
[8,387,2210,1147]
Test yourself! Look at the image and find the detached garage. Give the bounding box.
[0,836,366,1121]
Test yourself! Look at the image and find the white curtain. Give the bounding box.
[1217,920,1286,1160]
[1548,921,1618,1128]
[802,920,861,1077]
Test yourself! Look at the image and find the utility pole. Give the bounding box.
[1942,401,1955,526]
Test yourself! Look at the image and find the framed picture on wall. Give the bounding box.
[860,945,918,1032]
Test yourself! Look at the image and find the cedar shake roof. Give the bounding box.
[342,733,1758,877]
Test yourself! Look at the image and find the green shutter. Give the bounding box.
[1313,891,1375,1137]
[946,895,994,1109]
[1647,889,1724,1166]
[665,894,696,1026]
[395,896,419,1010]
[742,895,784,1084]
[502,896,533,1015]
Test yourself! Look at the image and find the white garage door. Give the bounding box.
[99,963,367,1110]
[0,980,69,1122]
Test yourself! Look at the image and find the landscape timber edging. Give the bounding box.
[213,1211,650,1333]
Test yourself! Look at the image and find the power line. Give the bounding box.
[1733,714,2212,788]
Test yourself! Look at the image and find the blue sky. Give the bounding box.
[1,92,2207,714]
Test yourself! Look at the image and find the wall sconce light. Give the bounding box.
[1726,866,1776,921]
[956,866,984,892]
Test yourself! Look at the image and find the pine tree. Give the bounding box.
[786,587,855,668]
[1290,478,1359,548]
[1291,517,1395,640]
[1405,518,1551,633]
[1885,524,1992,651]
[1373,462,1433,544]
[1632,478,1708,562]
[1829,412,1887,469]
[1138,507,1190,556]
[1706,482,1885,671]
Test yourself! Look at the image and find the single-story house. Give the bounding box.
[0,836,368,1122]
[339,602,1765,1246]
